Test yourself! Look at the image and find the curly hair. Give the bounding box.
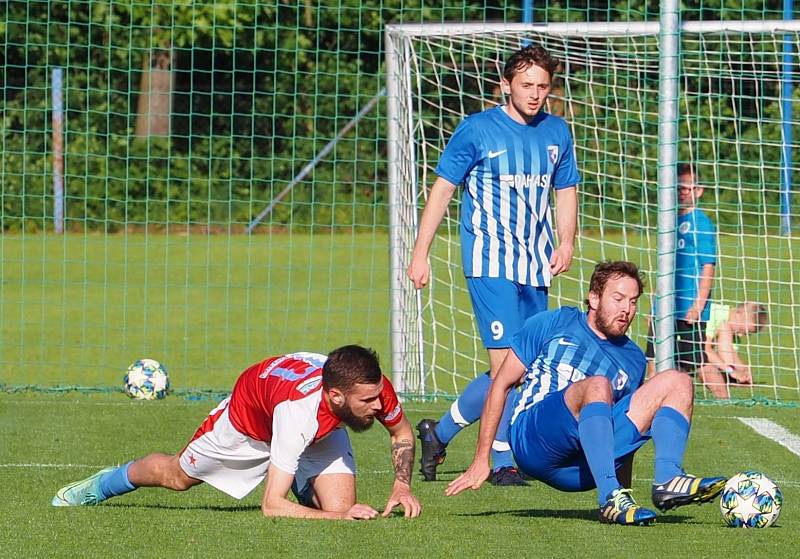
[503,44,560,82]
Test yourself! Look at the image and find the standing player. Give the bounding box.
[408,44,579,485]
[52,345,422,520]
[446,261,726,525]
[647,163,717,377]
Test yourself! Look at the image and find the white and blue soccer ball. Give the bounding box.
[123,358,170,400]
[720,471,783,528]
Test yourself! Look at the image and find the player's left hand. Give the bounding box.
[731,365,752,385]
[549,243,574,276]
[684,306,700,323]
[382,483,421,518]
[445,461,490,497]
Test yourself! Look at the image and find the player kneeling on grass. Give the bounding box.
[52,345,421,520]
[446,261,726,526]
[697,301,769,399]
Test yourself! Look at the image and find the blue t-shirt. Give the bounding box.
[435,106,580,287]
[675,208,717,321]
[508,307,646,425]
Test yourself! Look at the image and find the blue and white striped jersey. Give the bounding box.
[435,106,580,287]
[509,307,646,425]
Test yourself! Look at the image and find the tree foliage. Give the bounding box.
[0,1,793,232]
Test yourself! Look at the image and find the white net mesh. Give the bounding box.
[388,23,800,401]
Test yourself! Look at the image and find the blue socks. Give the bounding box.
[577,402,619,505]
[652,406,691,485]
[491,392,516,470]
[435,373,491,443]
[434,372,516,472]
[98,461,137,499]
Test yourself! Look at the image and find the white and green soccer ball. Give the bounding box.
[720,471,783,528]
[124,358,170,400]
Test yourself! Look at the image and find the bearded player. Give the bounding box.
[446,261,725,525]
[53,345,421,520]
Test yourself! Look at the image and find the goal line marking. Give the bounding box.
[737,417,800,459]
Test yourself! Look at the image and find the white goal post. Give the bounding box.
[386,19,800,402]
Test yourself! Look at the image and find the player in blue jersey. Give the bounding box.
[647,163,717,377]
[408,44,579,485]
[446,261,726,525]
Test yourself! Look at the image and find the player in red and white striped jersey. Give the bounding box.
[52,345,421,520]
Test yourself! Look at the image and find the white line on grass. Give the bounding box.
[737,417,800,459]
[0,463,105,469]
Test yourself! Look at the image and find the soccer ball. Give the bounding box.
[123,358,170,400]
[720,471,783,528]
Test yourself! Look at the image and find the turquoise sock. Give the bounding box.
[98,461,136,499]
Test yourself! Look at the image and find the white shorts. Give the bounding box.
[179,397,356,500]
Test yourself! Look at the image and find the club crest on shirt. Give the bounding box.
[613,369,629,391]
[296,376,322,395]
[679,221,691,234]
[547,144,559,164]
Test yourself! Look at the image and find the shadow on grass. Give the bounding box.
[104,502,261,513]
[459,508,694,524]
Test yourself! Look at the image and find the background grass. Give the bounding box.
[1,392,797,557]
[2,231,798,400]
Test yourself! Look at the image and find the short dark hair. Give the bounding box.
[503,44,560,82]
[322,345,382,392]
[586,260,644,305]
[677,162,695,179]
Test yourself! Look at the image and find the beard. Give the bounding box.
[594,304,632,339]
[331,401,376,433]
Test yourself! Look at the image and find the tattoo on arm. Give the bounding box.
[391,439,415,485]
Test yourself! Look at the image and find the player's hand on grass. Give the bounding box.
[382,483,421,518]
[342,503,380,520]
[731,365,752,385]
[445,461,491,496]
[549,242,574,276]
[407,253,431,289]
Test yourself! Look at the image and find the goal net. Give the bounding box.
[387,21,800,402]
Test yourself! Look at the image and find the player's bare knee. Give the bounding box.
[662,369,693,393]
[582,375,613,402]
[659,370,694,411]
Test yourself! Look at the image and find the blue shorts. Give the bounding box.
[509,390,650,492]
[465,277,548,348]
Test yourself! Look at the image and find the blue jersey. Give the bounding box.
[675,208,717,321]
[509,307,646,424]
[435,106,580,287]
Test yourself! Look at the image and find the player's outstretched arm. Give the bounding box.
[714,322,752,383]
[407,177,457,289]
[382,416,422,518]
[261,464,378,520]
[446,351,527,497]
[550,185,577,276]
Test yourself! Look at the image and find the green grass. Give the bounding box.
[3,231,798,401]
[0,232,392,388]
[1,392,797,557]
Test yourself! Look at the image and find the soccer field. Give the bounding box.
[3,232,798,399]
[2,232,798,556]
[1,393,796,557]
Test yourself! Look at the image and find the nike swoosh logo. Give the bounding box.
[558,338,577,347]
[488,150,507,159]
